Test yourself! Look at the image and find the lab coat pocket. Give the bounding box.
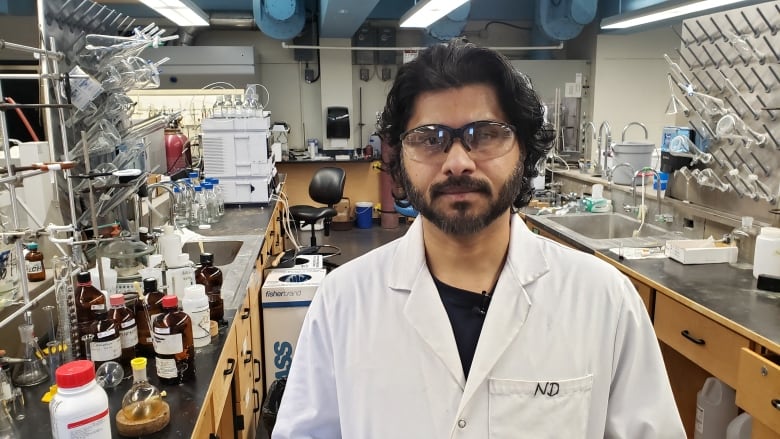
[488,374,593,439]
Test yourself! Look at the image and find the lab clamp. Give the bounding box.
[0,0,180,399]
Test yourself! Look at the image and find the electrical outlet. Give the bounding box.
[381,67,392,81]
[359,68,370,81]
[683,217,694,229]
[305,69,315,83]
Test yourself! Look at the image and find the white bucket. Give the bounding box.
[611,142,654,185]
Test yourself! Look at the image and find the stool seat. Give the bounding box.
[289,206,338,223]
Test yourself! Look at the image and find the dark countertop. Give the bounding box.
[277,158,375,164]
[15,203,277,438]
[523,213,780,351]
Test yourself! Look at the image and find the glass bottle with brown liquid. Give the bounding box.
[195,253,223,322]
[152,295,195,385]
[75,271,107,357]
[135,278,165,356]
[25,242,45,282]
[88,309,122,370]
[108,294,138,366]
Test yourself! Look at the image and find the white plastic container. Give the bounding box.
[753,227,780,278]
[726,413,752,439]
[694,377,738,439]
[183,284,210,348]
[158,225,181,268]
[49,360,111,439]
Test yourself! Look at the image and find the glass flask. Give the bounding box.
[11,312,48,387]
[117,357,169,435]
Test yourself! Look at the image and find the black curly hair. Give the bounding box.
[377,38,554,208]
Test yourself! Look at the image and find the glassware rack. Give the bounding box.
[0,0,176,337]
[666,0,780,223]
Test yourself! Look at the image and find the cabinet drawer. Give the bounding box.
[654,293,749,388]
[736,349,780,434]
[212,324,238,423]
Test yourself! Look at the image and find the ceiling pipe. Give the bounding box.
[281,42,565,51]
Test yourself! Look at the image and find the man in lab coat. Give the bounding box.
[273,39,685,438]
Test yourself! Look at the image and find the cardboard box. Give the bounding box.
[666,239,738,264]
[261,268,327,390]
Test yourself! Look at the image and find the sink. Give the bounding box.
[181,240,244,266]
[545,212,667,239]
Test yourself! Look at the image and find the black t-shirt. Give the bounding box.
[433,277,490,378]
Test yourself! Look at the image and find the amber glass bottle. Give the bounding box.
[152,295,195,385]
[88,309,122,370]
[195,253,223,321]
[108,294,138,366]
[75,271,107,357]
[25,242,45,282]
[135,278,166,356]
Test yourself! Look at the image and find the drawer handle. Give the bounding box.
[254,359,262,383]
[253,389,261,413]
[224,358,236,376]
[681,330,706,345]
[772,399,780,410]
[244,349,252,364]
[241,307,250,319]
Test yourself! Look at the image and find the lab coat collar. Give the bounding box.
[390,214,551,402]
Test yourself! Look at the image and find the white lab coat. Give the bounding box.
[273,214,685,438]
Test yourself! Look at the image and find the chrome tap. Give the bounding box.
[147,182,178,231]
[631,167,670,222]
[582,121,596,156]
[621,121,648,141]
[596,121,612,176]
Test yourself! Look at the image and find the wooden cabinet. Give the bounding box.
[655,293,750,388]
[211,324,239,425]
[736,349,780,436]
[628,276,654,317]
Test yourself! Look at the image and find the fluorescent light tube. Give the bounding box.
[601,0,748,29]
[399,0,470,28]
[139,0,210,27]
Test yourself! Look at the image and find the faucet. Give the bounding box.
[621,121,648,142]
[631,167,670,223]
[147,182,178,231]
[582,121,596,161]
[596,121,612,177]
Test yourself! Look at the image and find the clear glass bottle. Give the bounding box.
[195,253,223,322]
[202,182,219,224]
[118,357,168,434]
[75,271,107,357]
[88,309,122,370]
[108,294,138,366]
[209,178,225,217]
[24,243,45,282]
[172,186,190,228]
[135,278,165,356]
[152,295,195,385]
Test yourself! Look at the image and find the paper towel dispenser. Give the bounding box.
[326,107,350,139]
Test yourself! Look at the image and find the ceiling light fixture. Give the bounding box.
[138,0,210,27]
[601,0,749,29]
[399,0,470,28]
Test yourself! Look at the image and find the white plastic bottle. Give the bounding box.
[158,225,181,268]
[725,413,752,439]
[49,360,111,439]
[694,377,737,439]
[182,284,210,348]
[753,226,780,278]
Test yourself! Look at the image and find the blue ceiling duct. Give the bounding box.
[253,0,306,40]
[426,3,470,41]
[536,0,597,40]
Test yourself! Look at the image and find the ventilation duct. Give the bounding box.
[253,0,306,40]
[427,3,470,41]
[536,0,597,40]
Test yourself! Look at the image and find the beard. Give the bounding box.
[400,159,524,236]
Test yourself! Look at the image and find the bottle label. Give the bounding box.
[120,326,138,348]
[96,328,115,339]
[90,338,122,361]
[91,304,105,311]
[50,402,111,438]
[120,318,136,329]
[188,308,210,342]
[25,260,43,274]
[153,332,183,355]
[156,357,178,379]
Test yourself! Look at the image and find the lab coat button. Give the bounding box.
[457,419,467,428]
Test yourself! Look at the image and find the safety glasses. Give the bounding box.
[400,120,516,162]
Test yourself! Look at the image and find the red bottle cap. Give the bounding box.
[55,360,96,389]
[161,295,178,308]
[109,294,125,306]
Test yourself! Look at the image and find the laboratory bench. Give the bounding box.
[522,211,780,438]
[12,200,287,438]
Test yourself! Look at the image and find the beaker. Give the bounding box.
[11,315,48,387]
